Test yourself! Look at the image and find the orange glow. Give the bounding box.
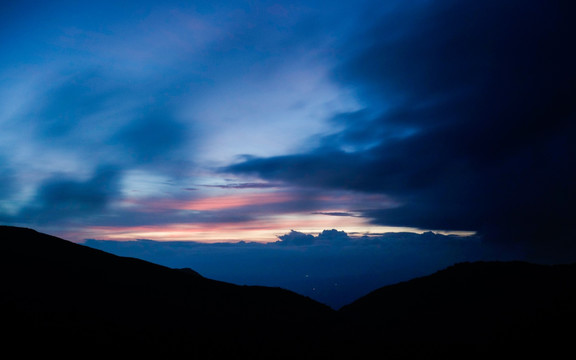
[68,190,452,243]
[177,192,294,211]
[121,192,295,212]
[82,212,427,243]
[86,223,287,242]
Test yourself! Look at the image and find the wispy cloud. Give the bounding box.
[0,0,360,238]
[199,182,282,189]
[311,211,360,217]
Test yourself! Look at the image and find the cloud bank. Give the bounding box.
[226,0,576,258]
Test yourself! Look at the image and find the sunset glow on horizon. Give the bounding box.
[75,208,475,243]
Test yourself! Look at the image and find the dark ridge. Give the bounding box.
[0,226,334,355]
[1,225,575,355]
[339,260,576,344]
[176,267,204,277]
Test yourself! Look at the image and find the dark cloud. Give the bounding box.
[227,151,367,191]
[275,230,315,246]
[199,182,281,189]
[17,166,121,224]
[0,67,198,229]
[274,229,353,246]
[86,208,256,228]
[22,69,194,174]
[316,229,350,244]
[312,212,359,217]
[113,110,189,167]
[226,0,576,258]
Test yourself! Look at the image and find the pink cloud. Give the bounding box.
[177,192,294,211]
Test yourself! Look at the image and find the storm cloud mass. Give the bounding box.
[228,0,576,258]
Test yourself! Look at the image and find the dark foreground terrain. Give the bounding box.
[1,226,575,356]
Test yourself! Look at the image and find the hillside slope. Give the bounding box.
[0,226,333,355]
[2,225,575,353]
[339,261,576,343]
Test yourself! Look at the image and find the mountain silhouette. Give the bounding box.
[340,261,576,344]
[0,226,334,356]
[1,226,575,355]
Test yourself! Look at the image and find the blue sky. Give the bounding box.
[0,0,425,241]
[1,0,575,265]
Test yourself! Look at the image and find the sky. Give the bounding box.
[1,0,575,286]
